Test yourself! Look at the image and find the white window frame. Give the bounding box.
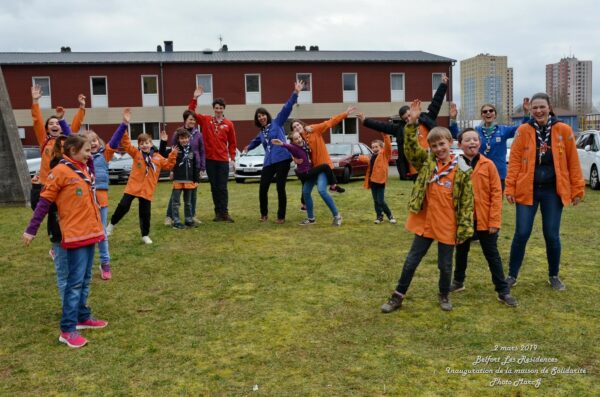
[196,74,213,106]
[330,117,358,143]
[90,76,108,108]
[245,74,261,105]
[296,73,312,104]
[342,73,357,103]
[32,76,51,109]
[390,73,405,102]
[141,75,159,107]
[432,73,444,97]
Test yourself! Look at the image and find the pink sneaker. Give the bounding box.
[76,318,108,330]
[59,331,88,348]
[99,263,112,280]
[49,248,56,261]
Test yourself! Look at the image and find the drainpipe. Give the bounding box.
[160,61,165,127]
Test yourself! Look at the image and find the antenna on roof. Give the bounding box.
[218,34,223,49]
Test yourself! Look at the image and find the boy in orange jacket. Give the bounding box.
[106,109,178,244]
[450,128,517,307]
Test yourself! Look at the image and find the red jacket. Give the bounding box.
[188,99,237,162]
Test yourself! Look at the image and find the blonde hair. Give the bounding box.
[137,133,153,143]
[427,127,453,144]
[81,130,105,149]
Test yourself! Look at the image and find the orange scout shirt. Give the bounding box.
[302,111,348,168]
[405,157,458,245]
[122,134,177,201]
[359,134,392,188]
[31,103,85,184]
[471,155,502,231]
[41,157,104,248]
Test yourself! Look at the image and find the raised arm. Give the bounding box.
[424,73,448,121]
[273,81,303,127]
[158,129,171,157]
[448,102,459,139]
[311,106,356,135]
[70,94,86,133]
[55,107,72,136]
[31,85,46,146]
[404,100,429,171]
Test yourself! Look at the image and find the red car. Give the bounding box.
[326,142,373,183]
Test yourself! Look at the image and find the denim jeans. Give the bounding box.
[171,188,194,224]
[508,185,563,278]
[454,229,509,295]
[60,244,95,332]
[370,182,392,219]
[97,206,110,264]
[167,188,197,218]
[206,160,230,215]
[302,172,339,219]
[53,242,68,305]
[395,235,454,295]
[259,159,290,219]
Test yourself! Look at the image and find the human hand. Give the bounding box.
[31,85,42,101]
[171,146,179,155]
[271,139,283,146]
[408,99,421,124]
[230,160,236,171]
[357,112,365,123]
[506,195,515,204]
[160,130,168,141]
[294,80,305,93]
[122,108,131,123]
[292,157,303,165]
[346,106,357,116]
[523,97,530,114]
[449,102,458,120]
[22,233,34,246]
[77,94,86,108]
[572,197,582,206]
[55,106,65,120]
[442,73,449,85]
[488,227,499,234]
[193,86,204,99]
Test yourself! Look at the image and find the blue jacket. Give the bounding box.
[247,92,297,166]
[450,116,528,179]
[92,150,109,190]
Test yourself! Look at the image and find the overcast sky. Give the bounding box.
[1,0,598,109]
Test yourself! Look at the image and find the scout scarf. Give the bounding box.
[481,124,497,155]
[533,118,554,164]
[261,124,272,153]
[178,144,192,167]
[59,158,98,204]
[142,149,157,175]
[429,156,458,185]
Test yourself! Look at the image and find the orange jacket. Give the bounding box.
[122,134,177,201]
[301,111,348,168]
[359,134,391,188]
[40,157,104,247]
[505,122,585,206]
[32,103,85,184]
[471,155,502,231]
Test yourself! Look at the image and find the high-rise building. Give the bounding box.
[546,56,592,114]
[460,54,513,123]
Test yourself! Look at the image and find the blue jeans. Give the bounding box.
[171,188,194,224]
[53,242,68,305]
[60,244,95,332]
[97,206,110,264]
[508,185,563,278]
[302,172,339,219]
[167,188,197,218]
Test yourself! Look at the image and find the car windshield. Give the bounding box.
[245,145,265,156]
[326,144,352,156]
[23,148,40,159]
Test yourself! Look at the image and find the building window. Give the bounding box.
[196,74,213,106]
[130,122,160,141]
[342,73,357,103]
[141,75,159,107]
[330,118,358,143]
[390,73,405,102]
[90,76,108,108]
[32,77,51,109]
[432,73,443,97]
[245,74,261,104]
[296,73,312,103]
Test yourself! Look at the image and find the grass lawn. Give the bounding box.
[0,176,598,396]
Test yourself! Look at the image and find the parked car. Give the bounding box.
[326,142,373,183]
[450,140,464,157]
[234,146,295,183]
[576,130,600,190]
[108,152,172,184]
[23,146,41,177]
[390,141,398,165]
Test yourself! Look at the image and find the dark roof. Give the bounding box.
[0,50,455,65]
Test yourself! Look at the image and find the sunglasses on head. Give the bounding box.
[481,109,495,114]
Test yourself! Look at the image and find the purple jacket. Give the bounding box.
[281,143,311,174]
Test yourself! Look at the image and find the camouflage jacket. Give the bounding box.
[403,124,474,242]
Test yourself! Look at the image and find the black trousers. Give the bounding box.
[111,193,152,237]
[395,235,454,295]
[205,159,230,215]
[259,159,291,219]
[454,229,509,295]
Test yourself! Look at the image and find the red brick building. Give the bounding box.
[0,44,455,147]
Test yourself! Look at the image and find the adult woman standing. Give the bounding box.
[244,81,304,224]
[504,93,584,290]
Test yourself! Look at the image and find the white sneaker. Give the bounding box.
[193,217,203,224]
[389,217,397,224]
[332,214,342,227]
[164,216,172,226]
[106,224,114,236]
[141,236,153,244]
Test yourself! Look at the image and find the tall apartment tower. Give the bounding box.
[460,54,513,123]
[546,56,592,114]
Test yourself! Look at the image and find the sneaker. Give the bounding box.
[59,331,88,348]
[259,215,268,222]
[172,223,185,230]
[193,217,203,224]
[381,292,404,313]
[99,263,112,280]
[505,276,518,288]
[389,217,397,224]
[438,294,453,311]
[164,216,173,226]
[106,223,114,237]
[548,276,566,291]
[141,236,153,244]
[76,318,108,330]
[184,221,199,228]
[498,294,518,307]
[221,213,235,223]
[49,248,56,260]
[275,219,285,224]
[300,204,307,212]
[299,218,316,225]
[332,214,342,227]
[449,280,465,293]
[335,185,346,193]
[374,217,383,224]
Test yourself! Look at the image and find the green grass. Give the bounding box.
[0,177,598,396]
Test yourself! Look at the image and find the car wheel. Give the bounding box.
[235,178,245,184]
[341,166,351,183]
[590,165,600,190]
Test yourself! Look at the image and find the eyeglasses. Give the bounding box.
[481,109,495,114]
